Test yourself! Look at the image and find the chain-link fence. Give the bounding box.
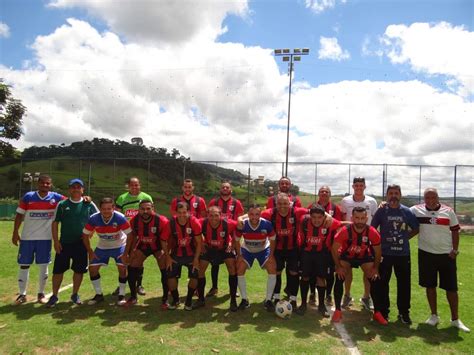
[1,159,472,225]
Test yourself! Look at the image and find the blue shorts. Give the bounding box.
[18,240,52,265]
[90,246,125,266]
[242,247,271,269]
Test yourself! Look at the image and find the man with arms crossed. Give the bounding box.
[122,200,170,309]
[411,188,470,332]
[340,177,378,310]
[82,198,132,306]
[331,207,386,325]
[115,177,153,296]
[236,204,277,311]
[266,176,302,209]
[206,180,244,297]
[47,178,98,307]
[170,179,207,218]
[371,184,419,324]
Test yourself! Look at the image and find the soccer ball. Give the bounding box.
[275,300,293,319]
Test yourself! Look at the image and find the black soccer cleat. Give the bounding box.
[238,299,250,310]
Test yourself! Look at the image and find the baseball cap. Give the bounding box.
[69,178,84,187]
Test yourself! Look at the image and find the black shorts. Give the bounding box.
[135,243,163,258]
[53,241,88,274]
[200,249,235,266]
[301,251,333,278]
[418,249,457,291]
[168,256,198,279]
[341,255,374,268]
[275,248,299,273]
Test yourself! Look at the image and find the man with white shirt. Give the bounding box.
[340,177,378,310]
[411,188,470,332]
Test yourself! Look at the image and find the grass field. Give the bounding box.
[0,221,472,354]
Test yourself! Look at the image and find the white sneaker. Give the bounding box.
[425,314,440,326]
[451,319,470,333]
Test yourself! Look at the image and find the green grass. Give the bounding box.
[0,221,472,354]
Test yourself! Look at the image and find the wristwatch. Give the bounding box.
[452,249,459,255]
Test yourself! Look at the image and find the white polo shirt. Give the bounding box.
[340,195,378,224]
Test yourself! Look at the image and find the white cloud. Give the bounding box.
[381,22,474,97]
[48,0,249,45]
[318,36,350,61]
[0,22,10,38]
[305,0,347,14]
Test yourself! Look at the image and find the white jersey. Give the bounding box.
[410,203,460,254]
[340,195,378,223]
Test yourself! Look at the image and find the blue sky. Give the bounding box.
[0,0,472,194]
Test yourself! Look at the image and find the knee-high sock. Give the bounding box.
[229,275,237,302]
[211,264,219,289]
[317,286,326,307]
[38,264,49,294]
[309,277,316,295]
[160,268,168,302]
[136,266,144,287]
[198,277,206,301]
[127,266,138,298]
[334,278,344,310]
[288,274,299,301]
[273,274,282,300]
[91,274,102,295]
[186,285,196,305]
[118,277,127,296]
[369,278,382,312]
[266,274,277,301]
[18,268,29,295]
[300,279,310,305]
[326,273,335,297]
[238,276,248,300]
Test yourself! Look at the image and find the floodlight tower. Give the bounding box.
[274,48,309,177]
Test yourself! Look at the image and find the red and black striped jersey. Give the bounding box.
[300,217,341,252]
[130,213,170,250]
[208,197,244,221]
[199,217,237,250]
[163,215,202,257]
[170,195,207,218]
[334,224,380,259]
[261,207,308,250]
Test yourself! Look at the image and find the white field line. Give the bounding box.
[329,309,362,355]
[44,283,73,299]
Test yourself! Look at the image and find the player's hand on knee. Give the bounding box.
[88,250,98,261]
[54,241,62,254]
[336,267,345,280]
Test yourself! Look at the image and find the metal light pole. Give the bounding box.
[274,48,309,177]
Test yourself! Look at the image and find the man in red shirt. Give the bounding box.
[261,193,308,308]
[306,186,343,305]
[122,200,170,309]
[161,202,202,310]
[266,177,302,209]
[297,204,342,317]
[206,180,244,297]
[196,206,239,311]
[170,179,207,218]
[331,206,386,325]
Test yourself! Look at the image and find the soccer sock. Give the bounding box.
[18,268,30,295]
[198,277,206,301]
[273,274,282,300]
[300,279,309,305]
[229,275,238,302]
[160,268,168,303]
[334,278,344,310]
[288,274,299,299]
[211,264,219,289]
[266,274,277,301]
[137,266,144,287]
[237,276,248,300]
[369,278,381,312]
[326,273,335,297]
[127,266,138,298]
[118,277,127,296]
[309,277,316,295]
[317,286,326,308]
[186,286,195,305]
[171,289,179,303]
[91,274,102,295]
[38,264,49,294]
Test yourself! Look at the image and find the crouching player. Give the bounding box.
[161,202,202,310]
[331,206,386,325]
[196,206,239,311]
[82,198,133,306]
[297,204,341,317]
[122,200,170,308]
[236,204,277,311]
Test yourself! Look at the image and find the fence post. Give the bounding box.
[418,165,422,204]
[453,165,457,213]
[247,162,251,208]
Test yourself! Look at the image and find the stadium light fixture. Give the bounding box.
[273,47,310,176]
